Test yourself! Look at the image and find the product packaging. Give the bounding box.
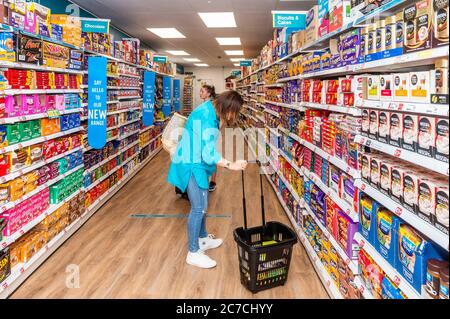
[306,5,320,45]
[380,74,393,101]
[403,0,433,53]
[375,208,399,265]
[435,117,449,163]
[359,193,378,245]
[393,73,410,101]
[432,0,449,48]
[395,223,444,293]
[402,114,419,152]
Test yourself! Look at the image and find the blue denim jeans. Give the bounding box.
[186,174,208,252]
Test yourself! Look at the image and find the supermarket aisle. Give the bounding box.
[11,150,328,299]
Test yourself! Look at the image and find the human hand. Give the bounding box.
[229,160,248,171]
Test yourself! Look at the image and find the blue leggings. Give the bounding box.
[186,175,208,252]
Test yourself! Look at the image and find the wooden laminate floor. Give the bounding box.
[11,150,328,299]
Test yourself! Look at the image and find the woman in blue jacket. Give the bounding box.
[168,91,248,269]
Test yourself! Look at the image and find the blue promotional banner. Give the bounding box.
[87,56,107,149]
[143,71,156,126]
[272,11,306,28]
[81,18,110,34]
[173,79,181,112]
[162,76,172,117]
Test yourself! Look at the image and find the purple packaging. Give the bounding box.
[9,11,25,29]
[342,174,356,206]
[331,53,343,69]
[338,211,359,259]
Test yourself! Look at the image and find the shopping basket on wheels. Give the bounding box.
[233,163,297,293]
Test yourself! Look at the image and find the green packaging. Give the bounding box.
[29,120,41,138]
[6,124,21,145]
[19,122,32,142]
[50,183,63,204]
[57,158,68,175]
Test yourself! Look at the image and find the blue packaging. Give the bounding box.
[381,277,405,299]
[358,193,378,245]
[375,208,399,265]
[395,223,444,293]
[51,24,63,42]
[60,115,70,131]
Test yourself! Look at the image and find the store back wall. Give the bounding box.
[185,67,238,107]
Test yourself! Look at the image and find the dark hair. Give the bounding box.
[213,90,244,126]
[202,84,216,99]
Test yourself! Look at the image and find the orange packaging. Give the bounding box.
[40,118,60,136]
[326,80,339,93]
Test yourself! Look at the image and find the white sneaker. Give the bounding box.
[186,251,217,269]
[199,234,223,251]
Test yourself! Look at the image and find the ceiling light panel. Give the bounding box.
[184,58,201,62]
[166,50,190,56]
[216,37,241,45]
[147,28,186,38]
[225,50,244,56]
[233,63,241,66]
[194,63,209,67]
[198,12,237,28]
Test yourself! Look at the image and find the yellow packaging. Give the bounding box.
[409,71,431,102]
[393,73,410,101]
[367,75,380,100]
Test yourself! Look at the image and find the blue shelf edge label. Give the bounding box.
[143,71,156,127]
[163,76,172,117]
[87,56,108,149]
[173,79,181,112]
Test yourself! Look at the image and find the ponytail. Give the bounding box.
[202,84,216,99]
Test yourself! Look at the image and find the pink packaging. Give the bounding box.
[55,95,65,111]
[46,95,57,111]
[23,95,36,115]
[34,94,47,113]
[5,95,24,117]
[24,7,37,33]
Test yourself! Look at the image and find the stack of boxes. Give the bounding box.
[50,15,82,48]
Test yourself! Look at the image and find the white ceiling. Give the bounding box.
[71,0,315,67]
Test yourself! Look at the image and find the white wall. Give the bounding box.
[185,66,238,107]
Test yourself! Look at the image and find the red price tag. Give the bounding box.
[394,149,402,157]
[394,275,401,286]
[1,242,6,248]
[20,267,25,273]
[346,209,351,215]
[346,167,351,174]
[361,183,366,191]
[2,282,8,289]
[395,206,403,216]
[18,143,23,149]
[359,285,365,294]
[45,245,49,252]
[20,230,24,235]
[359,239,365,247]
[360,138,366,144]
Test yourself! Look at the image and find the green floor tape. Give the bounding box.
[130,214,231,219]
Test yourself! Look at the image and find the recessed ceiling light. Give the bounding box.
[230,58,245,62]
[198,12,237,28]
[194,63,209,67]
[216,37,241,45]
[184,58,201,62]
[166,50,190,56]
[147,28,186,38]
[233,63,241,66]
[225,50,244,56]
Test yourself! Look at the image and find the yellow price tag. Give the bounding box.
[46,110,61,118]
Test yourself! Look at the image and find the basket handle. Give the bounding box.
[256,160,266,227]
[241,170,248,230]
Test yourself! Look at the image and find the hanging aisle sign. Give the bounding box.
[162,76,172,117]
[173,79,181,112]
[143,71,156,126]
[154,56,167,63]
[272,11,307,28]
[81,18,110,34]
[87,57,108,149]
[240,60,252,67]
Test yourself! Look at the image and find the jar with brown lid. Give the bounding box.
[426,259,442,298]
[440,267,449,299]
[385,16,397,50]
[376,20,386,53]
[368,23,377,54]
[435,58,449,95]
[396,11,404,48]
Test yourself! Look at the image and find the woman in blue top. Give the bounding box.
[167,90,247,269]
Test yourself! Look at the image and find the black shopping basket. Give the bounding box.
[233,163,297,293]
